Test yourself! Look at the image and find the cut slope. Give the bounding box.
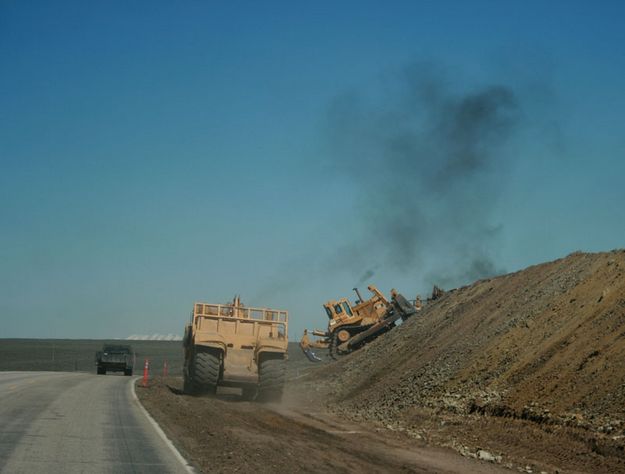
[321,250,625,432]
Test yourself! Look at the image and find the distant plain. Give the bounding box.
[0,339,184,375]
[0,340,310,376]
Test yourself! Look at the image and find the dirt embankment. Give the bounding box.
[305,250,625,473]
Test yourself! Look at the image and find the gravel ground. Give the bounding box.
[137,375,507,474]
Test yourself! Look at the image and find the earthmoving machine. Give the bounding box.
[183,296,288,401]
[303,285,418,359]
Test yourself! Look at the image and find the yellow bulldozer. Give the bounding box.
[302,285,419,360]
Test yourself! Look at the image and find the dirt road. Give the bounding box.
[0,371,191,473]
[137,376,507,474]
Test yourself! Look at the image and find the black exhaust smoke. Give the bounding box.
[325,62,521,287]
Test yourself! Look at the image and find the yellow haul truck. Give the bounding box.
[183,296,288,401]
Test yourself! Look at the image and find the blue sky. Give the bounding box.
[1,1,624,338]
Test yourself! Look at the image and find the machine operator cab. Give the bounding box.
[324,299,353,320]
[323,285,391,331]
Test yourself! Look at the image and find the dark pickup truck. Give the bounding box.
[96,344,134,376]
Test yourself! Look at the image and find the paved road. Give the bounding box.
[0,372,191,473]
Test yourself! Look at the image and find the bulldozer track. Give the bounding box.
[329,325,361,359]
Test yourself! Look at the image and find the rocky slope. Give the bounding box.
[308,250,625,470]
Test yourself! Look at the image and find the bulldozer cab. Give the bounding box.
[324,299,353,320]
[323,298,362,329]
[322,285,390,329]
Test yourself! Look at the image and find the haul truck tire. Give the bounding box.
[193,351,220,394]
[257,358,286,402]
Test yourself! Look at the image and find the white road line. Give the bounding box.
[129,378,196,474]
